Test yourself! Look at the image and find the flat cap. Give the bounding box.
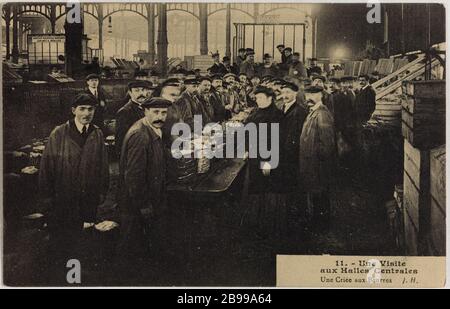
[85,73,100,81]
[284,47,292,52]
[141,97,172,109]
[340,75,355,82]
[198,76,212,83]
[127,80,153,90]
[311,74,326,82]
[211,74,223,81]
[223,73,237,80]
[304,85,324,93]
[161,78,181,87]
[184,78,199,85]
[281,82,299,92]
[254,85,275,97]
[329,77,342,83]
[72,93,98,107]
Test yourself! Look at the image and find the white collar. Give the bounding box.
[361,84,370,91]
[74,118,89,134]
[283,99,296,113]
[309,101,323,113]
[89,86,98,93]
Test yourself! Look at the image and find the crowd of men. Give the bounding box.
[37,47,377,283]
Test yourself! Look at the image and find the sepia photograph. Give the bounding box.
[1,1,446,288]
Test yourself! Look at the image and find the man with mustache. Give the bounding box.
[300,85,336,233]
[174,77,201,131]
[258,54,280,78]
[239,50,256,79]
[355,74,376,124]
[116,97,171,281]
[39,93,109,281]
[195,76,215,124]
[115,80,154,157]
[278,82,308,195]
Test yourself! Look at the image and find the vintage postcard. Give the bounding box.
[1,0,447,289]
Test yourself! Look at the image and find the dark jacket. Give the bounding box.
[209,62,228,75]
[115,100,145,157]
[244,103,284,194]
[299,103,336,193]
[257,64,280,78]
[209,89,227,123]
[288,60,308,79]
[39,121,109,226]
[240,60,256,79]
[84,87,108,131]
[117,118,167,258]
[331,90,356,140]
[195,93,215,125]
[355,85,376,123]
[174,91,201,130]
[277,100,308,193]
[119,118,166,216]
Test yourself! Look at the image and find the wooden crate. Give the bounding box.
[429,145,445,255]
[401,81,445,150]
[404,80,445,99]
[403,205,419,255]
[403,139,431,254]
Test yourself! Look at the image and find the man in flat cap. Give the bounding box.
[208,52,227,75]
[236,48,247,69]
[300,85,336,233]
[276,44,286,65]
[239,50,256,79]
[85,73,107,133]
[39,93,109,280]
[258,53,280,78]
[355,74,376,124]
[311,74,333,112]
[115,80,154,157]
[194,76,216,125]
[209,75,228,122]
[175,78,202,131]
[329,77,356,167]
[287,52,307,80]
[307,58,322,77]
[116,97,172,279]
[278,82,308,196]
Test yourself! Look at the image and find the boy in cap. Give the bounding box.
[117,97,172,277]
[85,73,107,133]
[300,85,336,232]
[39,93,109,280]
[236,48,247,68]
[115,80,154,157]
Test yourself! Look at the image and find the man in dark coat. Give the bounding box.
[195,77,216,125]
[244,86,283,194]
[300,86,336,232]
[355,74,376,123]
[85,73,108,133]
[39,93,109,280]
[235,48,247,68]
[174,78,202,131]
[208,52,227,75]
[115,80,154,157]
[307,58,322,77]
[116,97,171,278]
[258,53,280,78]
[239,50,257,79]
[276,44,286,65]
[277,82,308,194]
[287,52,307,79]
[210,75,228,122]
